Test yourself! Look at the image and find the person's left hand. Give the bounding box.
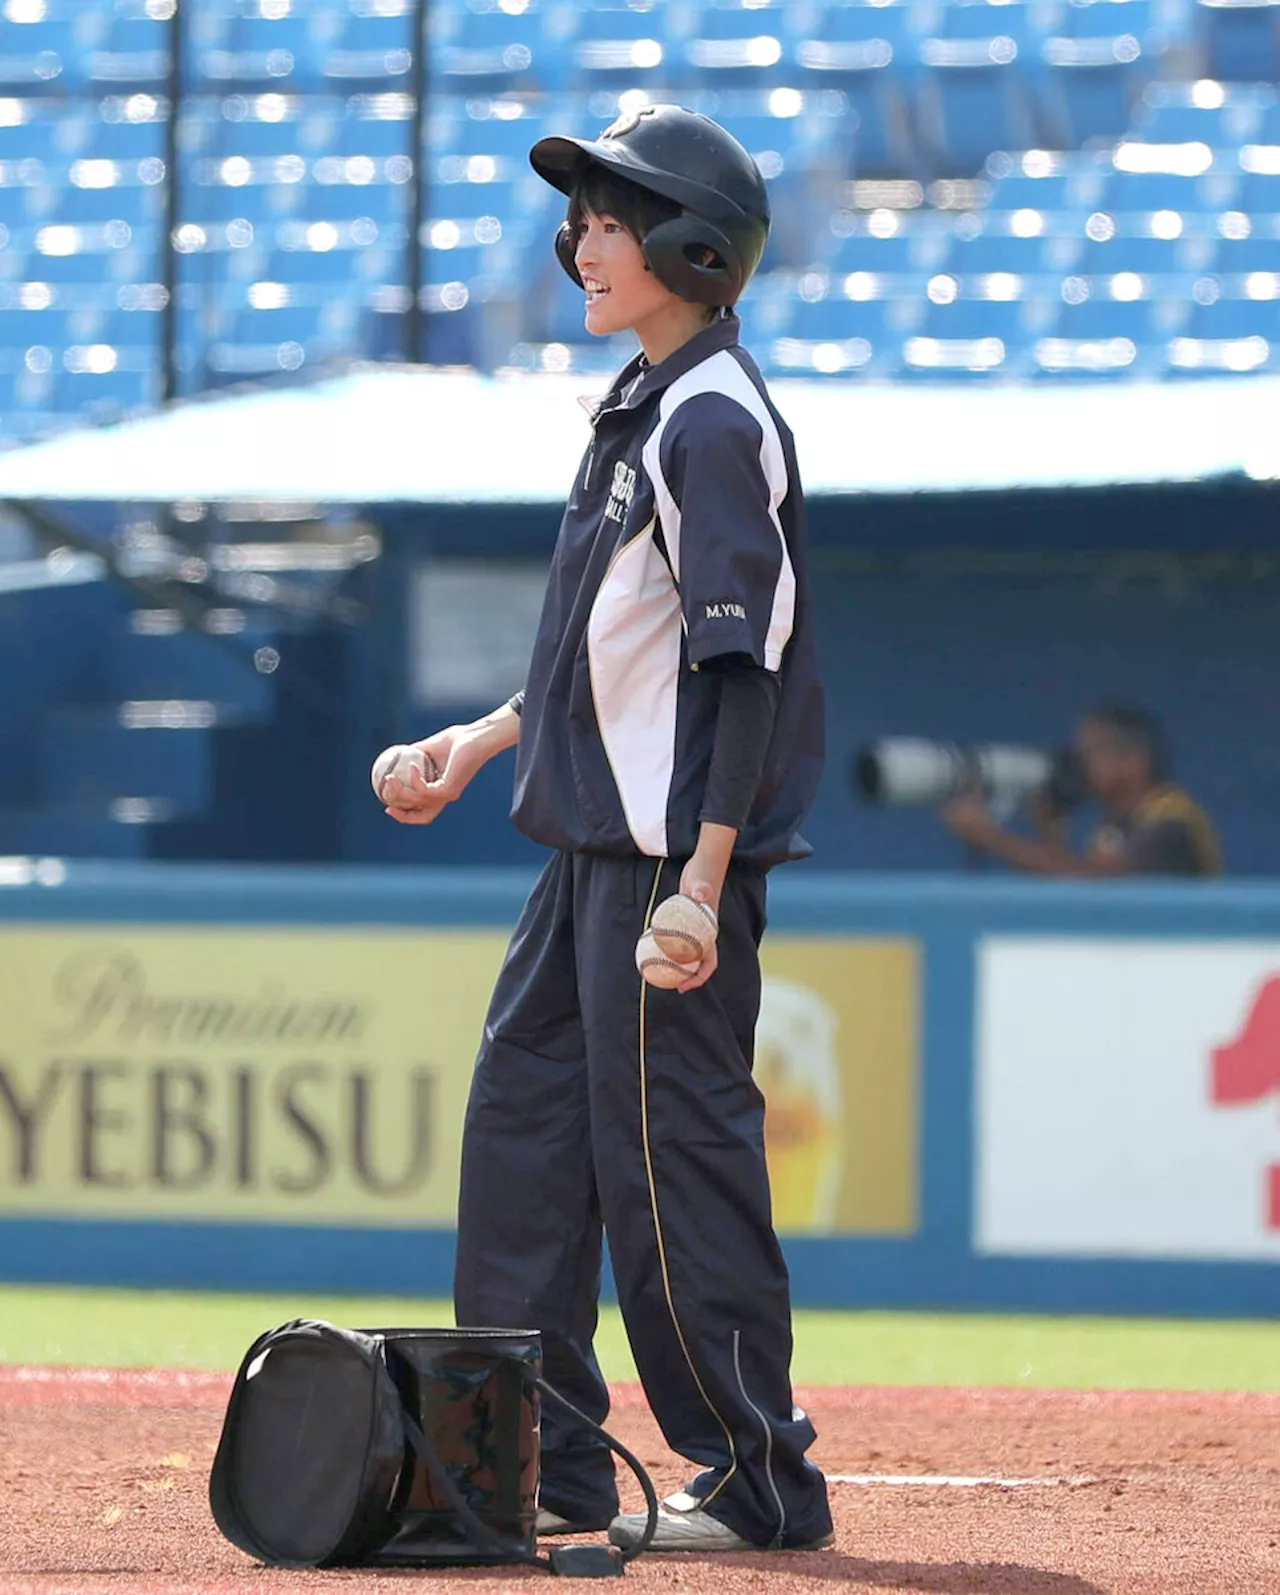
[674,857,723,993]
[942,792,1001,849]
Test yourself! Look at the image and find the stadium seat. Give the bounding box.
[1040,0,1153,148]
[683,0,793,86]
[1215,234,1280,273]
[791,2,913,173]
[433,94,547,159]
[1134,83,1276,147]
[918,51,1034,177]
[1196,0,1280,83]
[566,3,679,88]
[768,291,912,376]
[826,213,951,276]
[436,0,545,93]
[7,0,1280,443]
[944,229,1053,278]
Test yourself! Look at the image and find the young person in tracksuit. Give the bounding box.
[378,105,832,1555]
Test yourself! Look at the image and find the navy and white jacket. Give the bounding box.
[511,313,825,868]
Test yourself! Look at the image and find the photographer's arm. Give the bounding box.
[942,794,1125,877]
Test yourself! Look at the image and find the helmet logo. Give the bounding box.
[602,104,657,141]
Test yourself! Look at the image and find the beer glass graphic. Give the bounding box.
[756,976,844,1231]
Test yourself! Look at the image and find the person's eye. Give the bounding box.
[603,221,623,234]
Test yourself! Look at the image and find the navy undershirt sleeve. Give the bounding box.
[699,655,781,832]
[507,689,525,716]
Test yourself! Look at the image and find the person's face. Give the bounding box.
[574,209,677,337]
[1075,719,1149,805]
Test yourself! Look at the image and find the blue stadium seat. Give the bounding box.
[769,292,909,376]
[1185,294,1280,338]
[1078,235,1203,274]
[944,229,1053,276]
[985,149,1113,212]
[436,0,544,93]
[0,0,108,93]
[918,292,1048,344]
[918,49,1034,177]
[52,365,156,420]
[319,2,418,92]
[683,0,793,86]
[1104,170,1219,214]
[1134,86,1274,147]
[88,9,171,91]
[827,210,955,276]
[1196,0,1280,82]
[4,0,1280,421]
[1238,171,1280,214]
[433,95,547,159]
[1040,0,1153,147]
[1052,293,1164,340]
[792,2,914,173]
[567,3,677,87]
[1215,234,1280,272]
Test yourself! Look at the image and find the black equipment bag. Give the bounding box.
[210,1320,656,1575]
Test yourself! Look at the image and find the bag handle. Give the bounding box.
[399,1372,658,1576]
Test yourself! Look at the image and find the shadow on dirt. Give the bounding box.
[676,1552,1110,1593]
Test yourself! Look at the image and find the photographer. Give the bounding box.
[942,704,1222,877]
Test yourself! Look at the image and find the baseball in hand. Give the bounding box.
[649,894,718,966]
[371,743,438,801]
[635,929,701,990]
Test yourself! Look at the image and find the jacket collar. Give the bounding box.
[590,313,741,420]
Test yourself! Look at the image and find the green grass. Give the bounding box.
[1,1286,1278,1389]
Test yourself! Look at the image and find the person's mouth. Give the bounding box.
[583,277,611,304]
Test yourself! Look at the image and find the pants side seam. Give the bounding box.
[638,857,740,1509]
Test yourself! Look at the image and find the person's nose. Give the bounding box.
[575,225,598,275]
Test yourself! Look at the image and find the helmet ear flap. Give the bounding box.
[642,215,743,306]
[554,221,583,287]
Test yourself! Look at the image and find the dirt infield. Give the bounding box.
[1,1369,1276,1595]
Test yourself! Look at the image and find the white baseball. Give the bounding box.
[649,894,718,966]
[635,930,701,990]
[371,743,437,800]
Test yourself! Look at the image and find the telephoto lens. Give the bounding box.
[853,739,1085,812]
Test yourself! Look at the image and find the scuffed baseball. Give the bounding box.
[650,894,718,966]
[635,929,701,990]
[371,743,438,801]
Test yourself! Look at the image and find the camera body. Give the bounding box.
[854,739,1086,814]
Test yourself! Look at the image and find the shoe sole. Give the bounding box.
[609,1528,836,1554]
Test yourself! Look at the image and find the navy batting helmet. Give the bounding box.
[530,104,770,308]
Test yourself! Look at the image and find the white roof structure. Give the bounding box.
[0,365,1275,503]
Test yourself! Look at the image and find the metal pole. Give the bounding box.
[406,0,427,363]
[161,0,182,402]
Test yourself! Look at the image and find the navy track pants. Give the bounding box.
[454,850,832,1549]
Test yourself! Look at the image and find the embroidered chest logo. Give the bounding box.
[603,460,637,524]
[705,601,747,620]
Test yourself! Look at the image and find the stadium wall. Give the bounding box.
[1,863,1277,1317]
[345,480,1280,875]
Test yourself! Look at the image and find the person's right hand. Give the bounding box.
[381,725,482,826]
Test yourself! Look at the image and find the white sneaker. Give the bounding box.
[608,1503,754,1553]
[535,1507,613,1536]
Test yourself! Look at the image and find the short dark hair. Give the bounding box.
[1084,702,1171,781]
[566,163,682,250]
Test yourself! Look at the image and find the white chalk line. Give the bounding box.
[828,1473,1097,1489]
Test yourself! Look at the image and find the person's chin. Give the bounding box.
[584,300,625,337]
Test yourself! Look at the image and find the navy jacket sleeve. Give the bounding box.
[654,391,796,673]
